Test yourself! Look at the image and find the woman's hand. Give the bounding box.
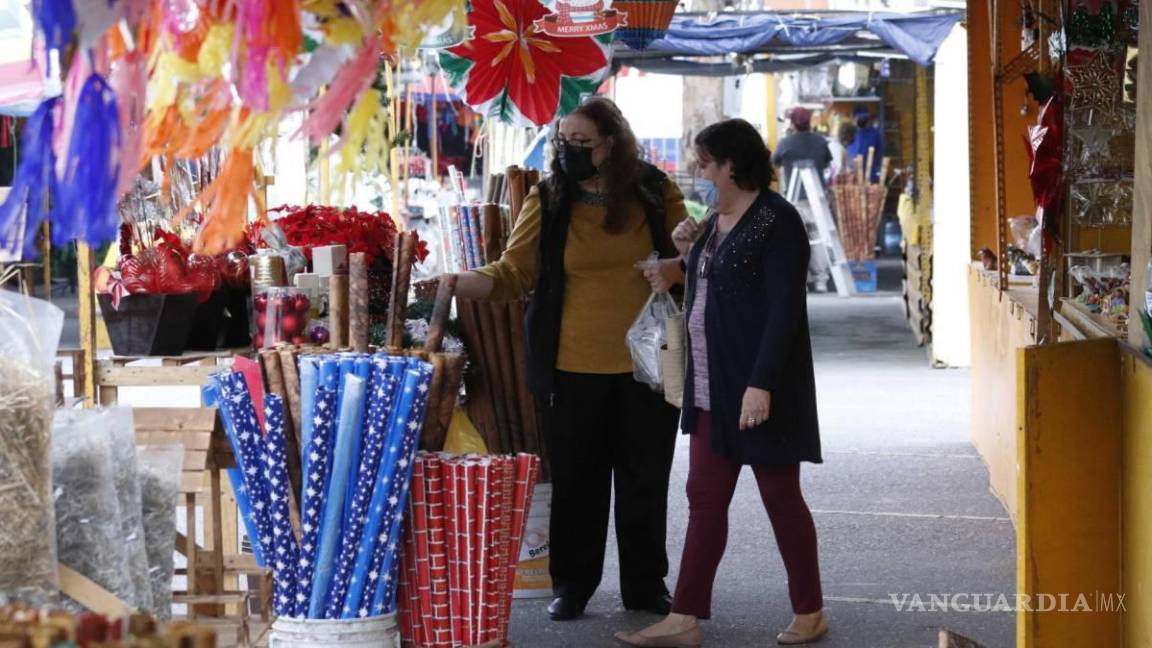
[671,219,703,257]
[640,258,685,294]
[739,387,772,430]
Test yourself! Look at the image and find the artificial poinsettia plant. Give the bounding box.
[256,204,430,266]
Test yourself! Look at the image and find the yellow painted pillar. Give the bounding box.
[765,74,778,152]
[76,242,97,405]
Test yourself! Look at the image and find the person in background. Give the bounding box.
[451,97,689,622]
[770,107,832,194]
[615,117,827,648]
[847,105,884,182]
[828,122,858,182]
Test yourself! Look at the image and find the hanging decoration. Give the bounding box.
[1024,97,1063,242]
[532,0,627,38]
[439,0,612,127]
[611,0,678,50]
[1065,48,1122,118]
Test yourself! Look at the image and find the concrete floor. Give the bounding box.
[506,293,1015,648]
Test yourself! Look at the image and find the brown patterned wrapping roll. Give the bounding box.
[387,232,418,349]
[482,204,503,265]
[436,353,467,447]
[278,348,304,447]
[261,350,303,499]
[488,303,522,452]
[506,166,526,228]
[456,299,500,451]
[328,274,350,349]
[349,252,370,353]
[422,353,448,450]
[507,300,539,455]
[424,274,458,353]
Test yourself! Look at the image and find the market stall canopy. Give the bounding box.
[614,9,964,69]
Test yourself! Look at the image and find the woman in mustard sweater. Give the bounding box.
[453,97,688,621]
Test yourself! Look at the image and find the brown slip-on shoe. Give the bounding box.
[776,613,829,645]
[613,624,703,648]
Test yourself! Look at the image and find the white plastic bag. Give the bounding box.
[627,291,681,391]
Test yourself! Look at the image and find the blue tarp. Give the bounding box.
[641,11,964,67]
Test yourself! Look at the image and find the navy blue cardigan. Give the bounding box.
[681,190,823,466]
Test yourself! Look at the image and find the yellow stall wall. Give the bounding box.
[1122,349,1152,646]
[969,266,1037,519]
[1016,339,1123,648]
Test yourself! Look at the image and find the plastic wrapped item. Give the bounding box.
[0,292,63,605]
[1008,216,1041,259]
[0,359,57,605]
[1071,263,1131,317]
[627,291,681,391]
[52,409,135,610]
[137,445,183,620]
[252,287,312,349]
[106,408,153,611]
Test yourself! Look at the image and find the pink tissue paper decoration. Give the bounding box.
[109,51,148,196]
[297,35,382,146]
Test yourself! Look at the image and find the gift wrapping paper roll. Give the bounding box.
[328,274,350,349]
[349,253,370,353]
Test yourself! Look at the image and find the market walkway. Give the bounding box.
[508,293,1016,648]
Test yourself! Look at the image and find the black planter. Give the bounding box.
[186,290,228,351]
[221,287,252,348]
[98,293,199,357]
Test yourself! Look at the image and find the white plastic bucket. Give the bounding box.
[513,483,552,598]
[269,614,399,648]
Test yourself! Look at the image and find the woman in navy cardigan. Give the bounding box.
[620,119,827,647]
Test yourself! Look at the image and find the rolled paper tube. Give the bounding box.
[295,386,339,618]
[481,204,502,265]
[299,356,320,467]
[456,300,499,451]
[202,382,266,566]
[443,458,464,645]
[279,348,304,456]
[474,301,513,453]
[308,373,366,618]
[349,253,370,353]
[507,301,539,455]
[387,232,417,349]
[426,454,451,646]
[347,362,433,616]
[262,394,300,617]
[341,357,374,526]
[506,167,525,228]
[494,457,516,640]
[324,357,403,619]
[489,304,523,452]
[329,274,350,349]
[422,353,448,450]
[424,274,458,353]
[216,373,276,562]
[435,353,466,446]
[372,362,436,616]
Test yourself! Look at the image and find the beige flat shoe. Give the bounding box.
[776,613,829,645]
[614,624,703,648]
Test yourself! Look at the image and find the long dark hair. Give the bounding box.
[694,119,775,191]
[546,97,643,233]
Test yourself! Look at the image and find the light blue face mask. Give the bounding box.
[696,180,718,208]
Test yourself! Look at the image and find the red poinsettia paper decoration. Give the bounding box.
[258,205,429,268]
[440,0,613,127]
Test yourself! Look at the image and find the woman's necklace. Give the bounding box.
[578,185,607,207]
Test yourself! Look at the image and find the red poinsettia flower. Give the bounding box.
[446,0,608,126]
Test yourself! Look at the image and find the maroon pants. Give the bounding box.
[671,411,823,619]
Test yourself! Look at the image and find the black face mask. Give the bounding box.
[558,143,598,181]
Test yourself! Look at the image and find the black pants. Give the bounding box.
[545,370,681,607]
